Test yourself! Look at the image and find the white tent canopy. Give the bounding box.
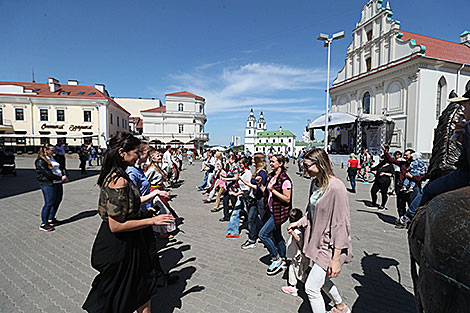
[308,112,393,129]
[308,112,357,129]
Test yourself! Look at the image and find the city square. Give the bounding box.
[0,157,416,313]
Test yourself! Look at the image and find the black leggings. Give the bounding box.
[370,178,391,207]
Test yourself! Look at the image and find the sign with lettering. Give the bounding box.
[40,124,93,132]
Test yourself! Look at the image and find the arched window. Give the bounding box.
[362,92,371,114]
[436,77,447,119]
[178,103,184,111]
[465,80,470,92]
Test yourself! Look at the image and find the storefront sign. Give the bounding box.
[41,124,92,131]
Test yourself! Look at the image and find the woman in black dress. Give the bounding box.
[83,133,174,313]
[370,155,395,211]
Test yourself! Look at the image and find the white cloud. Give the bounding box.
[164,62,327,114]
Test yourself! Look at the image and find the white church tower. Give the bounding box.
[244,108,258,154]
[257,111,267,132]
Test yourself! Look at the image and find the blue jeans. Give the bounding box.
[198,170,209,189]
[226,196,247,235]
[404,187,422,220]
[348,173,356,190]
[259,214,286,260]
[247,197,264,241]
[419,169,470,207]
[40,184,63,224]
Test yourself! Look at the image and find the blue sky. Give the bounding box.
[1,0,468,145]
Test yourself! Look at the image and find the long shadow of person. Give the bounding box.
[56,210,98,226]
[357,209,397,226]
[352,252,416,313]
[151,242,205,313]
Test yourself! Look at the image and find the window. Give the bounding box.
[362,92,371,114]
[40,109,48,121]
[40,137,50,145]
[200,125,203,132]
[15,108,24,121]
[89,92,96,95]
[77,91,85,95]
[178,124,184,133]
[388,82,401,111]
[178,103,184,111]
[289,138,292,143]
[365,57,371,72]
[199,105,203,113]
[59,91,69,95]
[248,130,251,134]
[465,80,470,92]
[84,110,92,122]
[122,118,125,128]
[110,113,113,124]
[16,137,26,145]
[281,139,284,143]
[33,88,40,92]
[436,77,447,119]
[366,30,373,41]
[0,108,3,125]
[117,116,120,126]
[57,109,65,122]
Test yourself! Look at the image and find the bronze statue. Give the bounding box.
[408,90,470,312]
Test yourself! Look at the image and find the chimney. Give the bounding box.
[94,84,105,93]
[48,77,60,93]
[279,125,283,131]
[460,30,470,47]
[68,79,79,85]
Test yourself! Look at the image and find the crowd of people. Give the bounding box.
[29,88,469,313]
[196,147,353,313]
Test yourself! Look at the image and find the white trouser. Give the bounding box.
[288,255,309,286]
[305,263,343,313]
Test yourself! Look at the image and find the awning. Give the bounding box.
[309,112,393,129]
[309,112,357,129]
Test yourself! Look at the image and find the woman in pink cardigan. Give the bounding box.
[288,148,353,313]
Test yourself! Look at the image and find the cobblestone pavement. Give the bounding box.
[0,157,417,313]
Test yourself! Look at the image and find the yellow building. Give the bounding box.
[0,78,130,152]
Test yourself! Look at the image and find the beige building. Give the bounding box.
[113,97,163,135]
[0,78,130,152]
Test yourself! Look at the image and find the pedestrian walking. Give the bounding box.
[35,144,68,232]
[369,155,394,211]
[83,132,174,313]
[54,140,67,171]
[288,148,352,313]
[78,144,88,174]
[258,154,292,275]
[346,153,359,193]
[96,145,103,166]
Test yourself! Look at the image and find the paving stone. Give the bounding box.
[0,157,417,312]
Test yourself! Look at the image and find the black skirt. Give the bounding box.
[83,221,158,313]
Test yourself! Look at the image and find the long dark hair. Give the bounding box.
[97,132,141,187]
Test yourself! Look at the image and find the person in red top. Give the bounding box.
[347,153,359,193]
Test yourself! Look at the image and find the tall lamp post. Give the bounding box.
[317,31,345,151]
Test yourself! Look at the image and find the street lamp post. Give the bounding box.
[317,31,345,152]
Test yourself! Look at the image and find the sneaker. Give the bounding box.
[377,206,386,212]
[267,258,284,275]
[48,218,61,227]
[241,239,256,250]
[39,224,55,232]
[281,285,298,297]
[226,234,240,238]
[327,305,351,313]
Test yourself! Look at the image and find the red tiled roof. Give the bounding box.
[0,81,130,115]
[141,106,166,113]
[165,91,204,100]
[401,31,470,64]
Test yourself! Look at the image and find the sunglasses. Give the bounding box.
[303,160,317,169]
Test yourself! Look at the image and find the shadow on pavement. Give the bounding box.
[57,210,98,226]
[351,251,416,313]
[151,241,205,312]
[0,168,100,199]
[357,209,397,225]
